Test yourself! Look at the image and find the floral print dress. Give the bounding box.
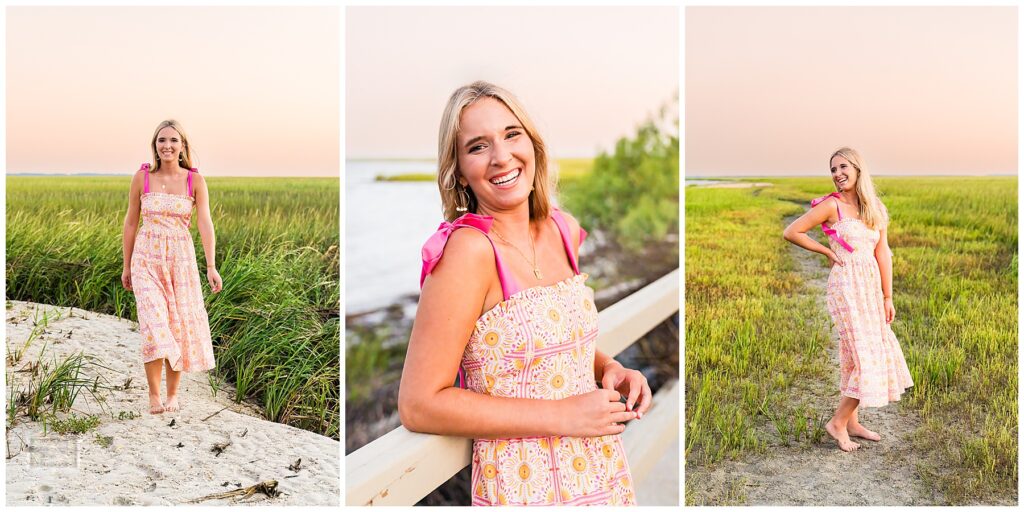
[420,210,636,506]
[814,193,913,407]
[130,167,215,372]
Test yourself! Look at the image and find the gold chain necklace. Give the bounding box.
[491,226,542,280]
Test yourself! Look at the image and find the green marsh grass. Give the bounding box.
[47,413,101,435]
[94,432,114,448]
[374,173,436,182]
[685,177,1017,502]
[6,384,18,426]
[7,176,340,438]
[7,348,112,424]
[345,323,406,404]
[7,306,64,365]
[553,158,594,181]
[116,410,139,421]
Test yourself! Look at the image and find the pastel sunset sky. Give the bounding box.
[346,6,679,160]
[686,6,1017,176]
[7,6,339,177]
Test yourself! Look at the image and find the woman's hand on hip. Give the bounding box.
[207,268,223,293]
[601,361,653,418]
[121,268,132,291]
[559,389,636,437]
[827,249,845,267]
[884,297,895,323]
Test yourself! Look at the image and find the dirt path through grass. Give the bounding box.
[686,213,944,505]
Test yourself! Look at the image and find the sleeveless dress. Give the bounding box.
[130,165,215,372]
[420,210,636,506]
[813,193,913,407]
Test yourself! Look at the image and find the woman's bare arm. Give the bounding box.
[398,228,633,439]
[121,170,144,290]
[874,226,893,298]
[783,200,843,265]
[193,173,217,269]
[192,173,222,293]
[875,225,896,323]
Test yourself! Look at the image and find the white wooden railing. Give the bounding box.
[346,269,680,506]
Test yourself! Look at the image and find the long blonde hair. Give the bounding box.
[149,119,195,172]
[437,81,552,222]
[830,147,887,229]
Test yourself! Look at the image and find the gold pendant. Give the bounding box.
[534,268,543,280]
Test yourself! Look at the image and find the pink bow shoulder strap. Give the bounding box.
[420,212,521,300]
[140,163,151,193]
[811,192,854,253]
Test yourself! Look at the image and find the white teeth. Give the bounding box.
[490,169,521,186]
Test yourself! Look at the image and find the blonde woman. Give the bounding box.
[121,120,221,415]
[783,147,913,452]
[398,81,650,505]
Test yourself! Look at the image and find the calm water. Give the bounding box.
[346,160,575,315]
[345,160,442,315]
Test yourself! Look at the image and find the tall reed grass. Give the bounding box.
[7,176,340,438]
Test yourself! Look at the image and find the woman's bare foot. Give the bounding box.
[164,395,180,413]
[148,394,164,415]
[847,421,881,441]
[825,418,860,452]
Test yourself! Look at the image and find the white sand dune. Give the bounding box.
[5,301,340,506]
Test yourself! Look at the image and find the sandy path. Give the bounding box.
[685,214,943,506]
[5,301,339,506]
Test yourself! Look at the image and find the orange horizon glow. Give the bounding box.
[7,6,339,177]
[686,6,1017,176]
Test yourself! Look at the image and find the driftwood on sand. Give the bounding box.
[188,480,281,504]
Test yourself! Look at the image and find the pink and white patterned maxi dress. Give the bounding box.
[420,209,636,506]
[814,193,913,407]
[130,167,215,372]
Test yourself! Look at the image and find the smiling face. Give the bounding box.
[830,155,858,192]
[154,127,184,165]
[456,97,536,215]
